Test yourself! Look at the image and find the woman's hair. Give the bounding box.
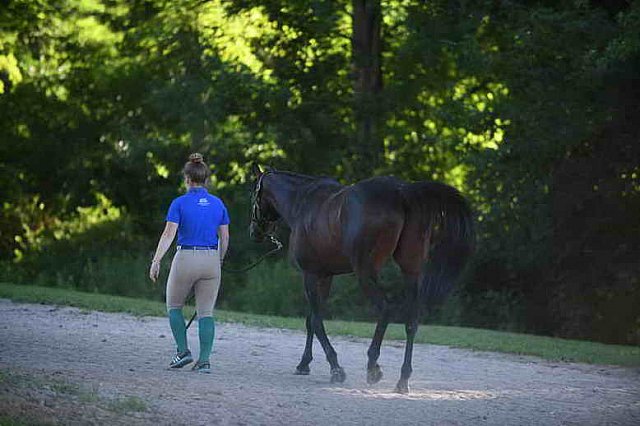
[183,153,210,184]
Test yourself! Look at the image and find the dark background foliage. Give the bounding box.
[1,0,638,345]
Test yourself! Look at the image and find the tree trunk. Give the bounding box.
[181,27,208,155]
[351,0,383,180]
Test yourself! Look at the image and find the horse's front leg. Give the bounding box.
[303,273,345,383]
[396,275,419,394]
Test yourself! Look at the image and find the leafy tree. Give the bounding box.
[1,0,637,344]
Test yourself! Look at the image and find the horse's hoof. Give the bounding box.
[366,366,383,384]
[395,380,410,394]
[330,367,346,383]
[294,365,310,375]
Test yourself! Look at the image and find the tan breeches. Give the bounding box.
[166,249,221,318]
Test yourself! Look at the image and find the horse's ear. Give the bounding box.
[251,163,263,178]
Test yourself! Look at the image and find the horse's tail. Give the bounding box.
[401,182,475,310]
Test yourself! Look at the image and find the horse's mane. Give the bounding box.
[273,170,342,187]
[267,170,343,221]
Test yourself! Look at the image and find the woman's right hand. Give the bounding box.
[149,260,160,283]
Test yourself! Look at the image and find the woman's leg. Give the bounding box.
[166,252,195,354]
[197,316,215,365]
[193,251,221,364]
[168,309,188,353]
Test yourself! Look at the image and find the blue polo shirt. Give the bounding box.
[166,187,230,247]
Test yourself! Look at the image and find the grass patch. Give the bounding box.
[78,383,100,403]
[0,416,35,426]
[1,282,638,367]
[108,396,147,413]
[0,369,80,397]
[50,380,81,396]
[0,368,144,423]
[0,282,171,317]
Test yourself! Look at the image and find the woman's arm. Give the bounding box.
[149,221,178,282]
[218,224,229,262]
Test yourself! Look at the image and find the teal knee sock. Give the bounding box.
[198,316,215,363]
[168,309,188,353]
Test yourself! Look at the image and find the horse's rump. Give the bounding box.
[400,181,475,308]
[340,177,406,272]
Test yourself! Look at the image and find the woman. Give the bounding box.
[149,153,230,373]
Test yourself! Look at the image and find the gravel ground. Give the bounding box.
[1,299,639,425]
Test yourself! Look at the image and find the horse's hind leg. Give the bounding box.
[395,272,419,394]
[303,273,345,383]
[361,268,419,392]
[356,271,391,384]
[295,276,333,375]
[355,227,403,385]
[392,218,427,394]
[366,296,390,385]
[294,315,314,375]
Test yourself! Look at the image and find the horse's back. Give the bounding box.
[347,176,406,217]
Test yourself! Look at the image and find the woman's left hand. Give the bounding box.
[149,260,160,283]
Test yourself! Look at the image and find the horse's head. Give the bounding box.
[249,164,280,242]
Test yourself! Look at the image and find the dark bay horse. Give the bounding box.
[249,165,475,393]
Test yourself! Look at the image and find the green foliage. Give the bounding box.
[1,0,637,344]
[433,288,527,333]
[0,211,158,301]
[231,260,306,316]
[227,259,371,320]
[9,192,122,261]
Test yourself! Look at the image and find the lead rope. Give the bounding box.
[185,234,283,330]
[221,235,283,273]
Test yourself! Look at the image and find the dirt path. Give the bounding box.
[1,299,639,425]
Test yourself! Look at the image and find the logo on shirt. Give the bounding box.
[197,198,210,207]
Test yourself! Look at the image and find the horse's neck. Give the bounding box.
[267,173,321,226]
